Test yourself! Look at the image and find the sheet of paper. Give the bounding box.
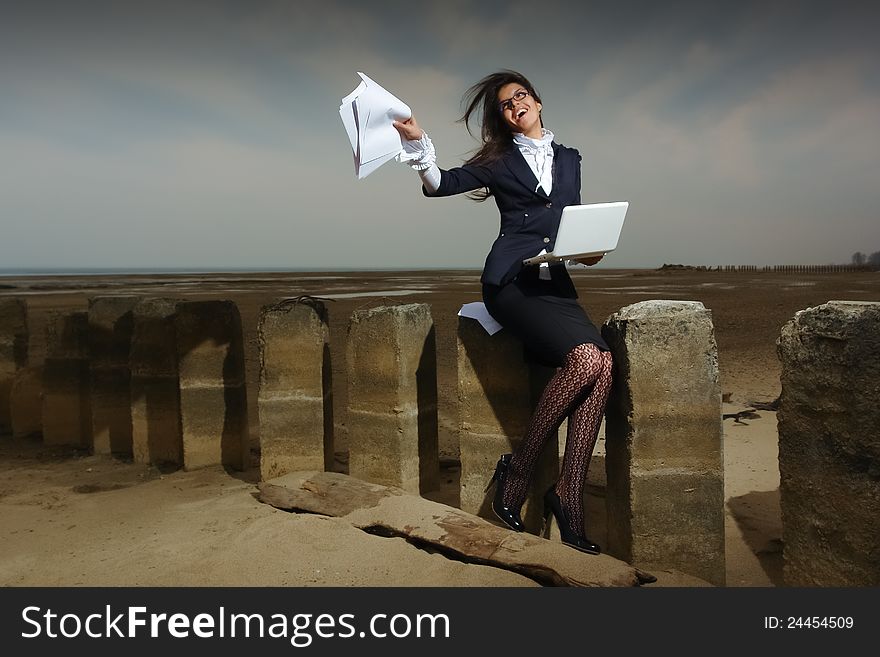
[339,72,412,179]
[458,302,504,336]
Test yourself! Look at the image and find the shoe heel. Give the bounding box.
[541,486,557,535]
[541,501,553,536]
[484,459,501,493]
[544,486,601,555]
[486,454,524,532]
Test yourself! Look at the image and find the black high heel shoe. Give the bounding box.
[543,487,601,554]
[484,454,525,532]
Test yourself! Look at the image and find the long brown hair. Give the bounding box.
[459,70,543,201]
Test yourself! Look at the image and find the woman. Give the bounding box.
[394,70,611,555]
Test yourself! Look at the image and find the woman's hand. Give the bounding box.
[575,254,604,266]
[393,116,424,141]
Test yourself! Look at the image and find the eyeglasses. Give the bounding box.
[498,89,530,113]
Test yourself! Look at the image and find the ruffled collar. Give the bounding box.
[512,128,554,152]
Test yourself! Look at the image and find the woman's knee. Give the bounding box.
[599,351,613,379]
[564,342,601,368]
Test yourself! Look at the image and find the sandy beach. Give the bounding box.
[1,267,877,586]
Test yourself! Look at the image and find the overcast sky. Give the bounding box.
[1,0,878,271]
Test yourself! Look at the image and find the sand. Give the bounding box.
[1,268,877,586]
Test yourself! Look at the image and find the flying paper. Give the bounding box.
[339,72,412,179]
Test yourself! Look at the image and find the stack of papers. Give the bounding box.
[339,72,412,179]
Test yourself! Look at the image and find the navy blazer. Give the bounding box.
[424,141,582,295]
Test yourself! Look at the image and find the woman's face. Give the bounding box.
[497,81,542,137]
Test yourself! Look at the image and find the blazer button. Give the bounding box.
[543,237,551,243]
[545,202,552,208]
[524,213,529,217]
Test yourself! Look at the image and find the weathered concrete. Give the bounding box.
[456,316,558,533]
[346,303,438,494]
[88,296,138,455]
[42,311,92,447]
[0,298,28,435]
[258,298,333,480]
[10,366,42,438]
[175,300,249,471]
[777,300,880,586]
[602,300,725,586]
[130,298,183,466]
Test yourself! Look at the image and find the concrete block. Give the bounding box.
[130,378,182,465]
[42,312,92,447]
[777,301,880,586]
[347,407,422,492]
[258,299,333,480]
[258,398,328,477]
[346,304,438,494]
[175,300,249,471]
[178,385,248,470]
[0,298,28,435]
[88,296,138,455]
[130,298,182,466]
[602,300,725,586]
[10,366,42,438]
[456,317,558,533]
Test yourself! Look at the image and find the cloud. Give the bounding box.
[1,0,879,269]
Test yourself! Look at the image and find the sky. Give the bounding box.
[1,0,878,271]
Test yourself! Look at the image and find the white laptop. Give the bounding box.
[522,201,628,265]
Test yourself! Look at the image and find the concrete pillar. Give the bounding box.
[10,366,42,439]
[258,298,333,480]
[175,300,249,471]
[777,301,880,585]
[42,311,92,447]
[346,303,438,494]
[130,298,183,466]
[456,317,558,533]
[602,300,725,586]
[0,298,28,435]
[88,296,138,455]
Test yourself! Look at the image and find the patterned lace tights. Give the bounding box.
[501,342,613,537]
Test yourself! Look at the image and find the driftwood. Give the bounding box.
[259,471,655,587]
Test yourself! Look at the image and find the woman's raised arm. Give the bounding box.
[394,116,441,193]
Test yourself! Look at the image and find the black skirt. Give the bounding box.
[482,265,609,369]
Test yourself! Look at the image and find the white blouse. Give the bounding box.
[512,128,555,194]
[399,129,558,279]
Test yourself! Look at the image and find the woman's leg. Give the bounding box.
[555,351,613,537]
[501,342,608,511]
